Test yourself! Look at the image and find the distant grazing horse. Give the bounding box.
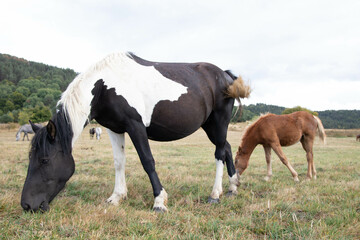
[356,134,360,141]
[20,52,251,212]
[16,123,42,141]
[235,111,326,182]
[89,127,102,140]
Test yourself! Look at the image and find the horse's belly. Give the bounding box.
[279,133,302,146]
[146,99,210,141]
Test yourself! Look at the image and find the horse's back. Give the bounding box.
[124,55,235,140]
[256,112,315,146]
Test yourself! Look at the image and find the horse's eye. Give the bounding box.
[41,158,49,165]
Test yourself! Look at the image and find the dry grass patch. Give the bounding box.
[0,123,359,239]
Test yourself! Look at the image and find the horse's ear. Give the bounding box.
[46,120,56,140]
[29,120,41,133]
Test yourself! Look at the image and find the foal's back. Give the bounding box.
[256,112,317,146]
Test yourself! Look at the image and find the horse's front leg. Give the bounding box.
[106,130,128,205]
[209,159,224,203]
[127,121,168,212]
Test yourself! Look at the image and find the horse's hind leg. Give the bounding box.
[271,143,299,182]
[263,146,272,181]
[202,113,239,202]
[224,141,240,196]
[106,130,128,205]
[301,136,316,180]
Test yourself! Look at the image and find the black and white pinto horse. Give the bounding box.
[89,127,102,140]
[21,52,251,212]
[16,123,42,141]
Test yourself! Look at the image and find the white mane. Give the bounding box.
[57,52,132,146]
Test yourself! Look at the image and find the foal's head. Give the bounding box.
[234,146,250,176]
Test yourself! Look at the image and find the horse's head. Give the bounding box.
[15,131,20,141]
[21,120,75,212]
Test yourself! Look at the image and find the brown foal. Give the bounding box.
[234,111,326,181]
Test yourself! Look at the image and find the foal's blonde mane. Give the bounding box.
[57,52,133,146]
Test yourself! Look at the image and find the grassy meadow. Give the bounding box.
[0,123,359,239]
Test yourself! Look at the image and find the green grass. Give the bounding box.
[0,124,359,239]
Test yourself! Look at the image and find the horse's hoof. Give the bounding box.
[153,206,167,213]
[294,177,300,182]
[208,197,220,204]
[225,191,237,197]
[105,193,127,206]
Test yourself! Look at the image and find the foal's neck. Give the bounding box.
[240,134,259,156]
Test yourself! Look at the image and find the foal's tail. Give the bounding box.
[314,116,327,144]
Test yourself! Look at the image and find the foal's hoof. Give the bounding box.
[264,176,271,182]
[153,206,167,213]
[208,197,220,204]
[225,191,237,197]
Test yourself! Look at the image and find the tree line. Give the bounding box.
[0,54,77,124]
[232,103,360,129]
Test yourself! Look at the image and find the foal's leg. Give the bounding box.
[263,146,272,181]
[106,129,127,205]
[271,143,299,182]
[301,136,316,180]
[127,120,167,212]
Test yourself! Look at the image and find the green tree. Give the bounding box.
[10,91,26,109]
[18,110,31,125]
[18,78,45,94]
[24,94,42,108]
[4,100,15,112]
[30,106,51,122]
[282,106,318,116]
[0,113,14,123]
[16,86,31,97]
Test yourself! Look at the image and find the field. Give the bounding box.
[0,123,359,239]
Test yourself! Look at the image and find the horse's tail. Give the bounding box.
[314,116,326,144]
[224,71,251,101]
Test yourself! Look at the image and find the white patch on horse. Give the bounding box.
[228,173,239,194]
[106,129,127,205]
[210,159,224,199]
[153,188,168,212]
[58,52,188,146]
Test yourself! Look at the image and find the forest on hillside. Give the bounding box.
[232,103,360,129]
[0,53,359,128]
[0,54,77,124]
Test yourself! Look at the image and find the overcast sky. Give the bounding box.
[1,0,360,110]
